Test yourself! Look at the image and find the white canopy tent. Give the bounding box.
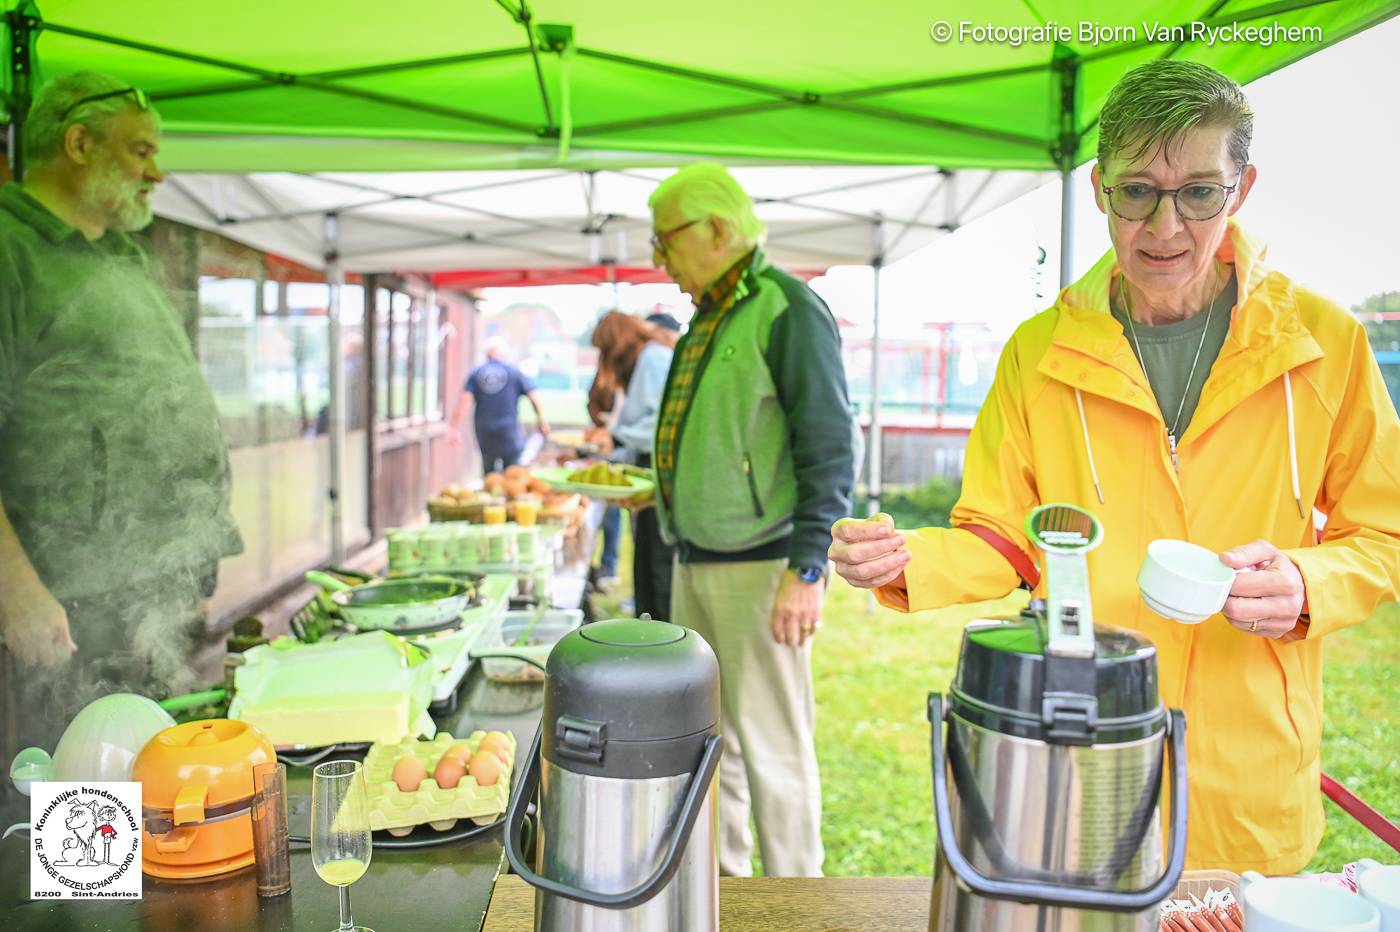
[156,163,1052,535]
[155,165,1051,276]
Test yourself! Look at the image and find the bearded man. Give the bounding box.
[0,73,242,812]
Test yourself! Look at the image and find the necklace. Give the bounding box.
[1121,270,1225,473]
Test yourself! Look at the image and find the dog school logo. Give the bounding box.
[31,782,142,900]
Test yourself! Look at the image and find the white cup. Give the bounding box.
[1358,859,1400,932]
[1242,871,1380,932]
[1137,539,1237,624]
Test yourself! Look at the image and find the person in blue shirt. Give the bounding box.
[587,311,679,619]
[449,338,549,474]
[585,375,624,589]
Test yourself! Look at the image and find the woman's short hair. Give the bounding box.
[1097,60,1253,170]
[23,71,153,167]
[648,163,766,250]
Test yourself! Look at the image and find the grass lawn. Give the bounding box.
[592,524,1399,876]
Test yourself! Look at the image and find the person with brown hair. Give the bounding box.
[588,311,678,619]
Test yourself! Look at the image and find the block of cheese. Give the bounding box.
[239,691,412,748]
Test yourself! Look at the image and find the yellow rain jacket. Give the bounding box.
[878,221,1400,873]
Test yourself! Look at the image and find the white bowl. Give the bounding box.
[1243,871,1380,932]
[49,693,176,783]
[1357,859,1400,931]
[1137,539,1237,624]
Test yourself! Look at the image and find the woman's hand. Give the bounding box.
[583,426,614,455]
[829,513,910,590]
[1218,540,1307,638]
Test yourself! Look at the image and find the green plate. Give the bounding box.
[532,466,654,501]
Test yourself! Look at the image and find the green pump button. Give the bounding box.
[580,618,686,647]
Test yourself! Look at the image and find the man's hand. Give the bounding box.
[829,513,910,590]
[446,424,463,446]
[771,571,825,647]
[1218,540,1307,638]
[0,583,77,667]
[537,419,551,437]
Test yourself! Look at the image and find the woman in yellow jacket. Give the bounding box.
[831,60,1400,875]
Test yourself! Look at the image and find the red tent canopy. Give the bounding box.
[429,265,822,289]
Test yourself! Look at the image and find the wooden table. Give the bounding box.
[482,875,933,931]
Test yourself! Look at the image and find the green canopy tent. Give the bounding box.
[4,0,1397,532]
[5,0,1398,269]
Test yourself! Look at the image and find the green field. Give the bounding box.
[593,524,1400,877]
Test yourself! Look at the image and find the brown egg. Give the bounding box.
[441,742,473,766]
[477,732,512,766]
[484,473,506,494]
[503,478,528,500]
[504,465,528,482]
[433,755,467,790]
[468,751,502,787]
[391,755,427,793]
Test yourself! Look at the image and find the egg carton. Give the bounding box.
[362,731,516,836]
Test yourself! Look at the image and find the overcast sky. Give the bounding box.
[481,16,1400,338]
[815,15,1400,337]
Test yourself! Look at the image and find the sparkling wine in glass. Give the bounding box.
[311,760,374,932]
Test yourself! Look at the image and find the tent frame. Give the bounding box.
[5,0,1364,172]
[4,0,1388,519]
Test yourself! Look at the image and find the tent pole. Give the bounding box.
[1055,49,1080,289]
[1059,166,1074,289]
[5,3,39,183]
[868,215,885,518]
[325,212,347,562]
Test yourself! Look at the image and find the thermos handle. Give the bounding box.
[504,725,723,910]
[928,692,1188,912]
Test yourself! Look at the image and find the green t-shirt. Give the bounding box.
[0,183,242,602]
[1110,273,1237,443]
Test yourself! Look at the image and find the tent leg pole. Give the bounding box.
[867,217,885,520]
[1055,49,1080,289]
[864,222,886,614]
[1059,167,1074,289]
[325,212,346,563]
[5,3,39,183]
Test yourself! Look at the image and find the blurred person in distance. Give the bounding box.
[448,336,550,473]
[584,371,624,592]
[587,311,679,616]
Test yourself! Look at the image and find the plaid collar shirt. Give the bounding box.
[653,249,756,507]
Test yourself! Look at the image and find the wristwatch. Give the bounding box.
[794,566,824,584]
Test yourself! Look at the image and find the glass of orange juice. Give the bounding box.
[513,494,540,527]
[482,496,507,525]
[311,760,373,931]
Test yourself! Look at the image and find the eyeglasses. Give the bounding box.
[650,219,700,256]
[60,87,150,124]
[1100,171,1244,222]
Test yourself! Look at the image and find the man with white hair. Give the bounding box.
[449,336,550,475]
[634,163,857,876]
[0,72,242,787]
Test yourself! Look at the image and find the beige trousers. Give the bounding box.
[670,557,824,877]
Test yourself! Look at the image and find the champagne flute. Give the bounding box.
[311,760,374,932]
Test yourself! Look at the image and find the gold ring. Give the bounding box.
[1250,620,1259,633]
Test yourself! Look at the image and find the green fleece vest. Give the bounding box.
[656,262,798,553]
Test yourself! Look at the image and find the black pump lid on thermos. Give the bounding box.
[542,618,720,779]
